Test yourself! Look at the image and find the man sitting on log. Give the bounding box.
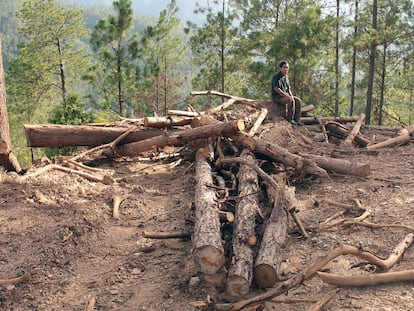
[271,61,303,126]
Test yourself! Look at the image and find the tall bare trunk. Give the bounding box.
[350,0,359,116]
[365,0,378,125]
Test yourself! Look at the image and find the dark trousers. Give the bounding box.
[273,96,302,122]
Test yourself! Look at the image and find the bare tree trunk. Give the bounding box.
[350,0,359,116]
[365,0,378,125]
[0,37,21,172]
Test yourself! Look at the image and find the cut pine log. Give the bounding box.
[325,121,370,147]
[143,115,193,128]
[24,124,170,147]
[114,119,245,157]
[232,133,328,178]
[254,173,287,288]
[304,154,371,177]
[226,149,259,298]
[193,149,225,274]
[302,115,361,125]
[344,113,366,146]
[366,126,412,150]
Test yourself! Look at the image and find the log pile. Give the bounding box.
[10,90,414,309]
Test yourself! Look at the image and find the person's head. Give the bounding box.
[279,61,289,76]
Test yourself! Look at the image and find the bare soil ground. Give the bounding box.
[1,117,414,311]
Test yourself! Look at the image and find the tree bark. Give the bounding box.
[24,124,171,147]
[325,121,371,147]
[0,37,21,172]
[114,119,244,157]
[226,149,259,298]
[254,173,287,288]
[302,115,360,125]
[232,133,328,178]
[143,115,193,128]
[366,127,412,150]
[193,149,225,274]
[304,154,370,177]
[344,113,366,146]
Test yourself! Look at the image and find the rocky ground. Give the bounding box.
[1,115,413,311]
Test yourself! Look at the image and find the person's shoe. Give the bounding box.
[295,121,304,126]
[288,120,297,125]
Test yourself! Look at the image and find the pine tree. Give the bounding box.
[86,0,146,117]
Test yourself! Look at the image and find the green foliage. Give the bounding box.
[44,93,94,158]
[1,0,413,169]
[85,0,149,117]
[48,94,94,125]
[141,0,189,115]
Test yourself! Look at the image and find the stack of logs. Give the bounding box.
[22,91,414,304]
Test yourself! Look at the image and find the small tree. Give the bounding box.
[86,0,147,117]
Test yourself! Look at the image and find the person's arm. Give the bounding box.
[273,85,290,98]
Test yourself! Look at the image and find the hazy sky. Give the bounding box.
[74,0,214,22]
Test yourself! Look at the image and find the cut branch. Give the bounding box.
[344,113,365,146]
[112,194,123,219]
[366,127,412,150]
[0,271,31,286]
[142,230,192,239]
[318,270,414,287]
[223,240,412,310]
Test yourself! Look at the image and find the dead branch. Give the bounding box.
[71,125,138,161]
[316,199,371,230]
[64,158,113,174]
[112,194,123,219]
[270,297,319,303]
[344,113,365,146]
[142,230,192,239]
[0,271,31,286]
[322,199,354,209]
[366,127,411,150]
[341,219,414,232]
[220,242,408,310]
[313,115,329,143]
[24,164,114,185]
[286,187,309,238]
[167,109,201,117]
[308,288,340,311]
[248,108,268,136]
[217,156,280,190]
[34,189,54,205]
[302,115,361,125]
[318,269,414,287]
[84,295,96,311]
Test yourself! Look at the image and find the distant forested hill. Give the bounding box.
[0,0,157,69]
